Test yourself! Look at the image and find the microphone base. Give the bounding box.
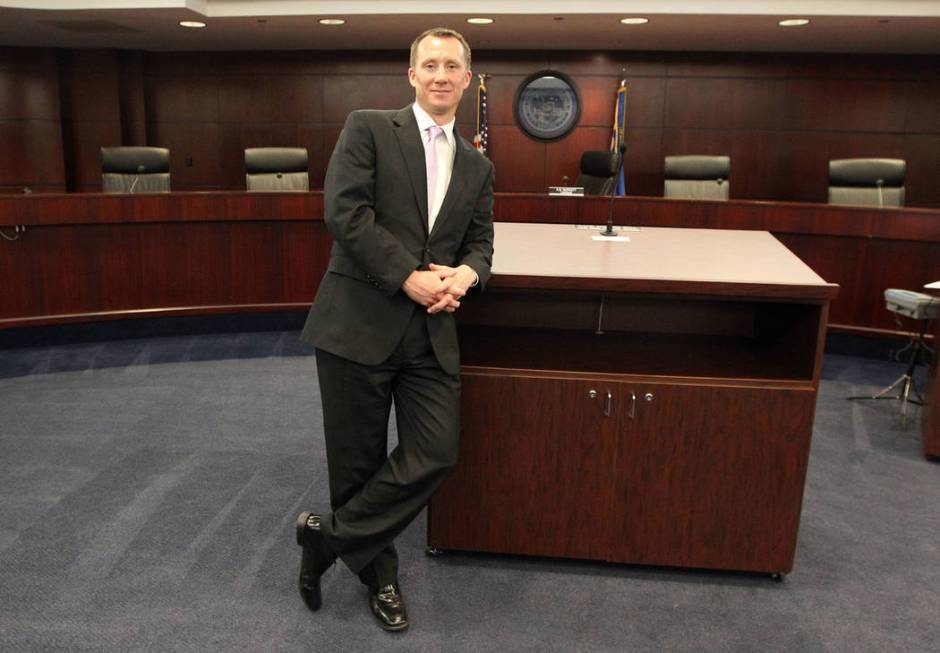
[598,227,618,237]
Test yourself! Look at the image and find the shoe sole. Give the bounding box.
[379,621,409,632]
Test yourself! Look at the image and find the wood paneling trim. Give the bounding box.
[493,194,940,242]
[0,303,311,328]
[459,365,814,390]
[3,192,936,246]
[0,191,324,226]
[488,276,838,301]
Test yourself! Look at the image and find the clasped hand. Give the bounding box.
[402,263,476,314]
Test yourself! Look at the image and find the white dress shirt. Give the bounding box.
[412,103,455,231]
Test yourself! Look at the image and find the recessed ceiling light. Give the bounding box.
[319,18,346,26]
[620,18,649,25]
[178,20,206,29]
[466,18,494,25]
[778,18,810,27]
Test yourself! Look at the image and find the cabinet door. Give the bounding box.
[607,383,816,573]
[428,373,619,560]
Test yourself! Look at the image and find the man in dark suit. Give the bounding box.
[294,27,494,632]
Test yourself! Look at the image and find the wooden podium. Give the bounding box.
[427,223,838,577]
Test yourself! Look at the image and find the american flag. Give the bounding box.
[610,78,627,195]
[473,74,488,156]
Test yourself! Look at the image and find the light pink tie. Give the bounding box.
[425,125,444,221]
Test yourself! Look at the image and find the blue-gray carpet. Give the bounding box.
[1,332,938,652]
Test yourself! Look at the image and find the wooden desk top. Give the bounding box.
[490,222,838,300]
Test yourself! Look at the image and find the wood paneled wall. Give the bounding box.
[2,47,939,206]
[0,47,66,193]
[57,50,124,193]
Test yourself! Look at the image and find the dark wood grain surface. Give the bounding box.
[2,47,939,204]
[427,229,829,573]
[924,317,940,461]
[607,384,816,573]
[0,192,329,327]
[2,191,936,332]
[0,48,66,193]
[429,373,617,560]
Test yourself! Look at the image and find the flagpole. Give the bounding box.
[601,73,628,236]
[474,73,490,157]
[614,74,627,196]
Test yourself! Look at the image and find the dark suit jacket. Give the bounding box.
[301,105,495,375]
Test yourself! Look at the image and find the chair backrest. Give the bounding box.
[575,151,619,196]
[101,147,170,193]
[245,147,309,191]
[664,155,730,200]
[828,158,905,207]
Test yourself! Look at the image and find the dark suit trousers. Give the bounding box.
[314,307,460,589]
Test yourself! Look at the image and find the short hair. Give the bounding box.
[409,28,472,70]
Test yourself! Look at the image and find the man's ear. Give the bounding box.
[408,67,417,88]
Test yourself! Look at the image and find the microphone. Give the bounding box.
[875,178,884,208]
[600,143,627,238]
[562,175,569,186]
[128,164,146,193]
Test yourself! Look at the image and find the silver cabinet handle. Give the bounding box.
[645,392,654,402]
[604,390,613,417]
[587,389,598,399]
[628,391,636,419]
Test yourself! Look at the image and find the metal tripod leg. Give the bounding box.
[847,331,926,427]
[849,373,920,402]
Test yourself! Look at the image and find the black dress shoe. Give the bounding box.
[296,512,335,612]
[369,583,409,632]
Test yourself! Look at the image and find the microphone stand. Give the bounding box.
[600,143,627,238]
[875,178,884,208]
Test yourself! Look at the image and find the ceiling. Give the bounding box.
[1,1,939,54]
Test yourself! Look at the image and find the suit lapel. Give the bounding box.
[392,106,429,231]
[429,129,471,239]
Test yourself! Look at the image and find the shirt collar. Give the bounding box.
[412,103,455,148]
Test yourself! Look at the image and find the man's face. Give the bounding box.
[408,35,471,120]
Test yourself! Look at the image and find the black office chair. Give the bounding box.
[576,151,620,196]
[101,147,170,193]
[245,147,309,191]
[828,158,906,207]
[664,155,730,200]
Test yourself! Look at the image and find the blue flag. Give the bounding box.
[609,80,627,195]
